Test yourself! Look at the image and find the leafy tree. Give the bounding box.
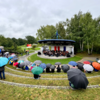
[36,25,56,40]
[25,35,37,44]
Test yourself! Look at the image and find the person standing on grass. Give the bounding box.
[0,65,6,79]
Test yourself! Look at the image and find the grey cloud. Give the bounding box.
[0,0,100,39]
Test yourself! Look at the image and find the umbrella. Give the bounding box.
[67,68,89,89]
[61,64,70,72]
[83,64,93,72]
[92,62,100,70]
[39,63,46,70]
[77,62,84,70]
[55,62,61,65]
[13,62,19,67]
[11,58,18,61]
[18,60,24,63]
[9,60,13,65]
[50,65,56,69]
[19,63,25,68]
[31,66,43,75]
[31,63,36,67]
[97,60,100,63]
[10,54,16,57]
[68,61,77,66]
[34,60,42,65]
[83,61,90,64]
[0,57,9,67]
[88,60,93,64]
[8,56,13,60]
[46,63,52,68]
[21,61,30,66]
[4,52,9,55]
[25,66,29,70]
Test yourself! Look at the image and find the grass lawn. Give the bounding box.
[0,83,100,100]
[28,54,82,65]
[1,52,100,100]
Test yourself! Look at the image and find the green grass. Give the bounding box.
[0,83,100,100]
[28,54,82,65]
[2,74,100,86]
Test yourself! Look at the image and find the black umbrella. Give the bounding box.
[46,63,52,68]
[55,62,61,65]
[67,68,89,89]
[50,65,56,69]
[61,64,70,73]
[77,62,84,70]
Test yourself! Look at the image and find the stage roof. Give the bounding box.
[38,39,75,45]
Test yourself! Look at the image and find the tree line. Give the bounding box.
[0,35,37,53]
[36,11,100,54]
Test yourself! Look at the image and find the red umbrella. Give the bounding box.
[83,61,90,64]
[13,62,19,67]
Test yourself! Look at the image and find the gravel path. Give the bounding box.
[0,80,99,89]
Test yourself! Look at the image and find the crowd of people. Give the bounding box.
[42,50,71,57]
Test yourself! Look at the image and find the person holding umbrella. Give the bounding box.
[67,68,89,90]
[31,66,43,79]
[0,57,9,79]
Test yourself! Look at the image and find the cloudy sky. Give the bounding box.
[0,0,100,39]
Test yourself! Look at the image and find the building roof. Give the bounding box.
[38,39,75,45]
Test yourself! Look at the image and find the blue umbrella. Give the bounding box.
[8,56,13,60]
[0,57,9,67]
[31,63,36,67]
[39,63,46,70]
[68,61,77,66]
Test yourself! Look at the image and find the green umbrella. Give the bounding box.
[18,60,24,63]
[31,66,43,75]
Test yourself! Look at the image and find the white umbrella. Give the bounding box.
[97,60,100,63]
[83,64,93,72]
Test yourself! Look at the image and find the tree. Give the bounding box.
[56,22,66,39]
[65,11,84,51]
[36,25,56,40]
[25,35,37,44]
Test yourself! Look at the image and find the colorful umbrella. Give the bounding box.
[31,67,43,75]
[83,61,90,64]
[68,61,77,66]
[0,57,9,67]
[92,62,100,70]
[18,60,24,63]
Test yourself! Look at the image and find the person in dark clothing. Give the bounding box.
[46,67,51,73]
[51,69,55,73]
[33,74,41,79]
[57,65,61,72]
[0,65,5,79]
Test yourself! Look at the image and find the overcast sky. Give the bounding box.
[0,0,100,39]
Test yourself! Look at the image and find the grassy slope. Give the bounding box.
[0,83,100,100]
